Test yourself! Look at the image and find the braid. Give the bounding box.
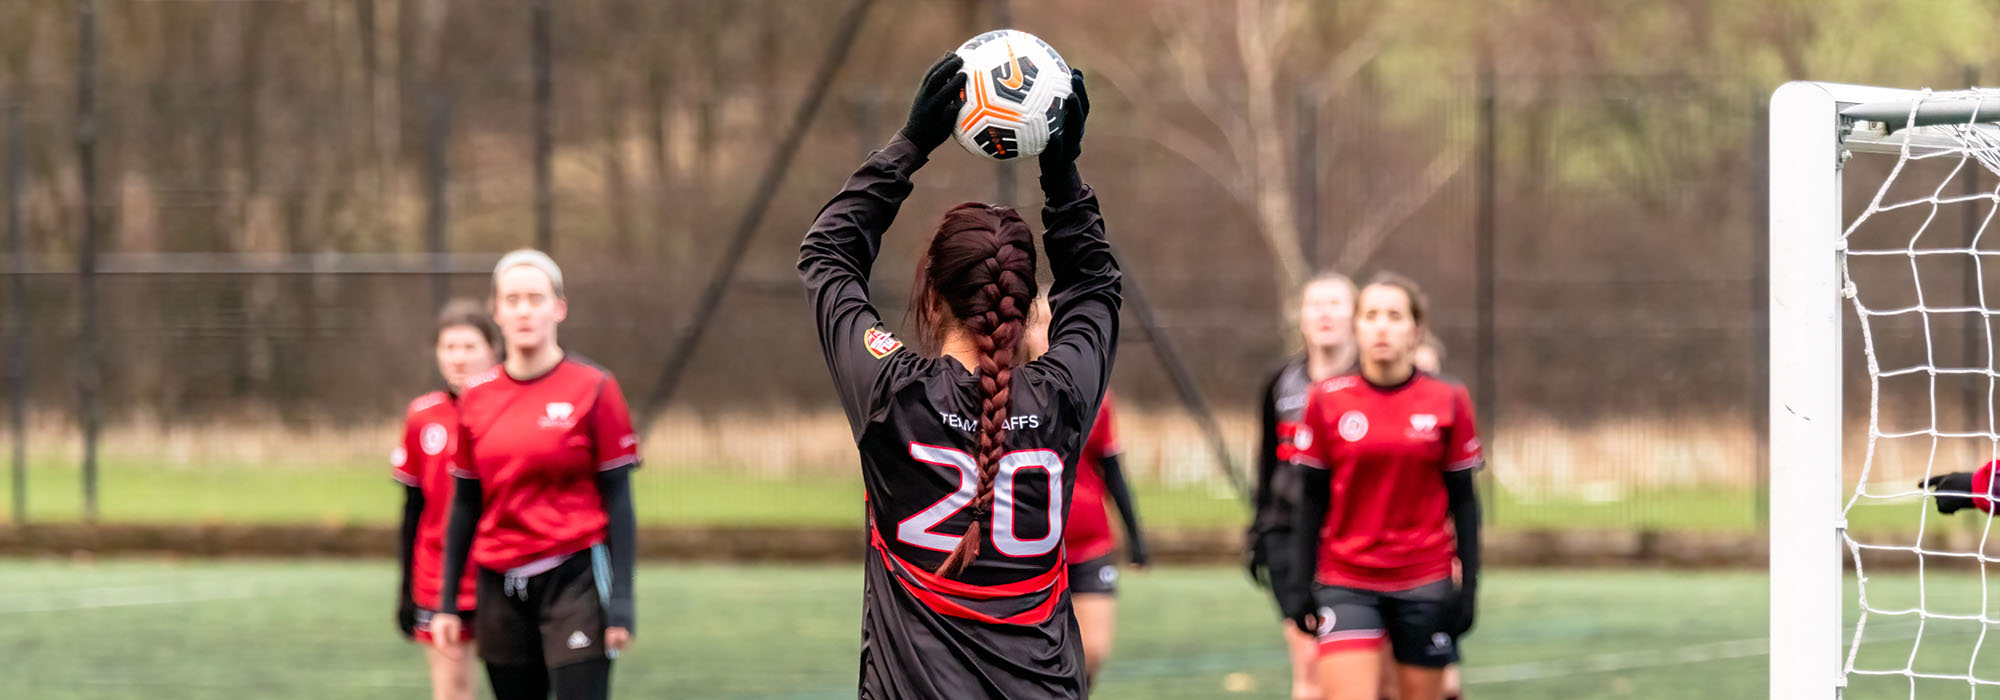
[932,208,1037,579]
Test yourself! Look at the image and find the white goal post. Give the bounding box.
[1771,81,2000,698]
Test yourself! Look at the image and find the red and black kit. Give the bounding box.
[435,356,641,699]
[1282,370,1484,667]
[393,390,478,643]
[1063,394,1148,595]
[798,133,1121,699]
[1246,356,1316,615]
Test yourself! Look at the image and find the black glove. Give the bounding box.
[1921,472,1981,514]
[1285,598,1320,636]
[1448,580,1478,637]
[900,52,967,154]
[1038,70,1090,175]
[1244,534,1272,588]
[396,596,418,639]
[1128,542,1151,569]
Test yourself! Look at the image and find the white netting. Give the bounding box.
[1843,88,2000,696]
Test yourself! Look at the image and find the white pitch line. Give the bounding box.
[1467,621,1945,686]
[1464,637,1770,685]
[0,582,262,614]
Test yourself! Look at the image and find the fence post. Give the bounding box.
[427,93,452,311]
[532,0,553,252]
[1295,88,1319,269]
[1753,88,1771,529]
[76,0,101,523]
[1475,58,1498,523]
[7,101,25,524]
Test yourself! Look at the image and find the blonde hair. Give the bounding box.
[1290,270,1358,349]
[493,249,565,298]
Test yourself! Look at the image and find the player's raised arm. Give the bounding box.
[1920,460,2000,515]
[798,53,965,436]
[1028,70,1122,410]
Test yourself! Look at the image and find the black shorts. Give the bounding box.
[1256,531,1311,619]
[1067,554,1119,595]
[1310,579,1459,668]
[475,546,613,669]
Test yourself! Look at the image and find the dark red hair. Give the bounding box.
[906,202,1039,578]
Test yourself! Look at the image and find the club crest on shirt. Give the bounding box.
[539,402,576,429]
[1407,413,1439,440]
[420,423,450,455]
[1338,411,1369,441]
[863,327,904,359]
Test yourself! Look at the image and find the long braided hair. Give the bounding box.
[906,202,1039,578]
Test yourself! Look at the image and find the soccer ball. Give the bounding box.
[951,29,1073,161]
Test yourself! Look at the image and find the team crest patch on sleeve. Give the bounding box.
[420,423,450,455]
[863,327,904,359]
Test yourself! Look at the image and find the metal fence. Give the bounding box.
[1,1,1895,535]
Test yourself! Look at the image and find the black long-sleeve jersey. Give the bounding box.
[1249,356,1313,542]
[799,135,1121,700]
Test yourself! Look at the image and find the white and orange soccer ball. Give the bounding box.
[951,29,1073,161]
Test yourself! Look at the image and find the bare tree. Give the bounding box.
[1090,0,1466,290]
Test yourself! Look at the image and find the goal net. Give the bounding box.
[1772,82,2000,698]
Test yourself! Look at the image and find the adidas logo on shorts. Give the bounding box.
[567,631,590,650]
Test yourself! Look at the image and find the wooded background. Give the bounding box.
[4,0,1998,499]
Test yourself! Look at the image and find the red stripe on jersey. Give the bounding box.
[1063,396,1120,563]
[1293,373,1481,591]
[1274,421,1302,462]
[871,527,1068,625]
[870,525,1063,600]
[454,358,641,572]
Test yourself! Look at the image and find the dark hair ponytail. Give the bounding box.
[436,298,502,356]
[908,203,1039,578]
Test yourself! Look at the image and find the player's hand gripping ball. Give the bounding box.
[950,29,1074,161]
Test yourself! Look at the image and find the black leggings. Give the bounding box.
[485,659,612,700]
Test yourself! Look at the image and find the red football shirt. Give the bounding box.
[392,391,478,613]
[452,357,641,572]
[1292,372,1481,591]
[1064,394,1123,563]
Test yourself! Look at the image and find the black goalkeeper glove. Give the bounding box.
[396,596,418,639]
[900,52,967,154]
[1448,580,1478,637]
[1285,597,1321,636]
[1921,472,1981,514]
[1244,533,1272,588]
[1038,70,1090,184]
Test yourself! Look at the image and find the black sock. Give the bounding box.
[486,662,550,700]
[551,658,612,700]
